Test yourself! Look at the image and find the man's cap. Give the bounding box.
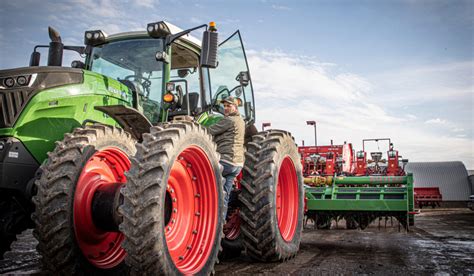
[221,96,239,106]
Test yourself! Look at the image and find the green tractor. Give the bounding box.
[0,21,304,274]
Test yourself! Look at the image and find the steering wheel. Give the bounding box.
[124,75,152,97]
[210,88,230,114]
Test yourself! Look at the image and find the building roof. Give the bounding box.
[406,161,471,201]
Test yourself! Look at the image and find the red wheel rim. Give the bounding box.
[223,208,240,240]
[276,156,299,242]
[165,146,218,274]
[73,147,130,269]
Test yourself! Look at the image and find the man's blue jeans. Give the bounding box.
[220,161,242,209]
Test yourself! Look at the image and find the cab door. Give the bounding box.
[209,31,256,123]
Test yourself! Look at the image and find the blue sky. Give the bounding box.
[1,0,473,168]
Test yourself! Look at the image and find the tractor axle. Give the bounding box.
[91,183,123,232]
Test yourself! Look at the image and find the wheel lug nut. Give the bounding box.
[187,245,192,249]
[195,212,200,216]
[173,208,177,213]
[195,194,200,198]
[192,230,197,234]
[192,176,197,181]
[171,219,175,223]
[172,198,177,202]
[170,189,174,193]
[179,256,184,260]
[167,226,171,231]
[187,163,192,167]
[179,156,184,160]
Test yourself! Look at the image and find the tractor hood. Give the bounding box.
[0,66,83,128]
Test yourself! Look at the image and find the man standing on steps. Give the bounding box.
[208,96,245,209]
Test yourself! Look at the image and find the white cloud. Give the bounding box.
[190,17,202,24]
[246,50,474,168]
[221,19,241,25]
[425,118,450,125]
[271,5,291,11]
[452,128,465,133]
[371,61,474,103]
[133,0,156,8]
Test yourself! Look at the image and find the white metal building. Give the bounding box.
[405,161,471,201]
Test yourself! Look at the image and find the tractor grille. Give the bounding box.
[0,88,34,128]
[0,67,84,128]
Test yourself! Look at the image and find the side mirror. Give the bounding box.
[155,51,170,63]
[71,60,86,69]
[177,69,190,78]
[237,71,250,87]
[30,51,41,66]
[200,29,218,68]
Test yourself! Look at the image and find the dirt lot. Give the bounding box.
[1,209,473,275]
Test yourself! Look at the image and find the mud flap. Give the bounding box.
[94,105,152,141]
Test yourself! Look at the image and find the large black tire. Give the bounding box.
[120,121,225,275]
[239,130,304,261]
[32,125,136,274]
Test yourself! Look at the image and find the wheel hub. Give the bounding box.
[223,208,240,240]
[73,147,130,269]
[165,146,218,274]
[276,156,299,242]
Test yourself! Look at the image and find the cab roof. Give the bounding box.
[105,21,201,48]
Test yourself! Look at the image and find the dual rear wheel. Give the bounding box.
[33,124,303,274]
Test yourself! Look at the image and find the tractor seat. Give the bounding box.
[169,92,200,116]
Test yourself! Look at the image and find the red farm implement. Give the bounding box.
[299,142,354,177]
[414,187,443,208]
[301,137,415,230]
[355,138,408,176]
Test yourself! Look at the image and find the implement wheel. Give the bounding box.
[220,190,243,259]
[32,125,135,274]
[120,122,224,275]
[240,130,304,261]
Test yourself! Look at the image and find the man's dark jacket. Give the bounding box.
[208,112,245,166]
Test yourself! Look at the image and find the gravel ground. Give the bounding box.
[1,209,473,275]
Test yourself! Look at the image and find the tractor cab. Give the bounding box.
[25,22,256,136]
[81,22,256,128]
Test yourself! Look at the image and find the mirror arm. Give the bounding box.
[32,45,85,56]
[64,45,86,55]
[33,45,49,52]
[165,24,207,46]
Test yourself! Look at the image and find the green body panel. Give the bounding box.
[160,47,172,122]
[305,199,409,211]
[331,175,407,185]
[197,112,223,127]
[0,70,132,163]
[305,174,414,213]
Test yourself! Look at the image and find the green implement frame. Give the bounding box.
[305,174,415,230]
